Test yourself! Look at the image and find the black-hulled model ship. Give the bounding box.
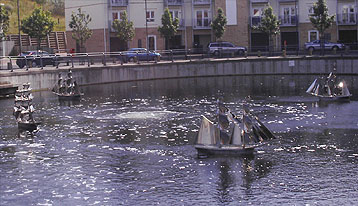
[13,83,41,131]
[194,100,276,158]
[306,72,352,102]
[53,70,82,100]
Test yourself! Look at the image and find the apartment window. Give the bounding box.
[169,10,180,21]
[146,11,155,22]
[112,11,125,21]
[252,7,264,25]
[308,30,318,42]
[342,5,356,23]
[196,10,210,27]
[308,5,314,15]
[282,6,296,24]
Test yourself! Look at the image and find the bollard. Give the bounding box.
[282,49,286,57]
[333,47,337,55]
[309,49,313,56]
[244,51,248,58]
[87,53,90,67]
[71,54,74,68]
[136,52,140,64]
[102,53,106,66]
[258,50,261,57]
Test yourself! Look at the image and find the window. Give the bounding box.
[146,11,155,22]
[196,10,210,27]
[112,11,125,21]
[252,7,264,25]
[308,5,314,15]
[281,6,296,24]
[308,30,318,42]
[169,10,180,21]
[341,5,356,23]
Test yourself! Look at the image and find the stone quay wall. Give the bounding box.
[1,56,357,91]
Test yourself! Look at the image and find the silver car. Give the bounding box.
[208,42,247,56]
[304,40,345,51]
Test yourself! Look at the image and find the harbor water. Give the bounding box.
[1,75,358,205]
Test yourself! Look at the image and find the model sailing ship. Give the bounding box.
[52,70,82,99]
[194,100,276,157]
[306,72,352,101]
[13,83,41,131]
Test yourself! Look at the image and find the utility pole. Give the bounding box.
[145,0,148,50]
[17,0,22,54]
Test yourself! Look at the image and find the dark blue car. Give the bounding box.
[122,48,160,63]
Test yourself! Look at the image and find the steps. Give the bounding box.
[8,31,67,53]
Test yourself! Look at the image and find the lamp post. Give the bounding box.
[0,3,5,56]
[145,0,148,50]
[17,0,22,54]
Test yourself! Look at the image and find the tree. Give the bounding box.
[309,0,335,55]
[158,8,179,50]
[69,8,92,53]
[0,4,11,40]
[253,5,280,52]
[21,8,55,50]
[112,11,135,51]
[211,8,227,40]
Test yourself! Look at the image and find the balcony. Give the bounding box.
[110,0,128,7]
[337,13,357,25]
[250,16,262,26]
[193,0,211,5]
[193,18,212,29]
[178,19,185,29]
[167,0,182,5]
[279,15,298,26]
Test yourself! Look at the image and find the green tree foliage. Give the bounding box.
[309,0,335,54]
[0,4,11,40]
[21,7,55,50]
[69,8,92,52]
[211,8,227,40]
[112,11,134,51]
[158,8,179,50]
[253,5,280,51]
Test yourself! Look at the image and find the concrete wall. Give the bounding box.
[1,57,357,91]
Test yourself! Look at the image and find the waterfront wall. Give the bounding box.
[1,56,357,91]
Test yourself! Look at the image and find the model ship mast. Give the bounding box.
[13,83,40,131]
[53,70,82,99]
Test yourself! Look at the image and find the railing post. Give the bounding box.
[102,52,106,66]
[87,53,90,67]
[9,57,13,72]
[120,52,123,65]
[170,50,174,62]
[189,49,191,62]
[25,56,29,71]
[55,55,59,69]
[71,54,74,68]
[136,51,140,64]
[40,55,44,70]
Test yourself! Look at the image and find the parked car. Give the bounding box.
[16,50,60,68]
[207,42,247,56]
[121,48,161,63]
[304,40,345,51]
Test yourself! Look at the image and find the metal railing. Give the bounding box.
[1,47,357,71]
[193,0,211,5]
[278,15,298,26]
[110,0,128,7]
[167,0,182,5]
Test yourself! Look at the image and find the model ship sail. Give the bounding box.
[53,70,82,99]
[13,83,40,131]
[195,100,275,156]
[306,72,352,101]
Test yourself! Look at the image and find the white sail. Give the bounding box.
[341,81,351,96]
[327,85,332,96]
[314,84,320,95]
[197,116,217,145]
[231,123,243,145]
[306,79,317,93]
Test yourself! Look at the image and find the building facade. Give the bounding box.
[65,0,358,53]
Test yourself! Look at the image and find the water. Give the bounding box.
[1,75,358,205]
